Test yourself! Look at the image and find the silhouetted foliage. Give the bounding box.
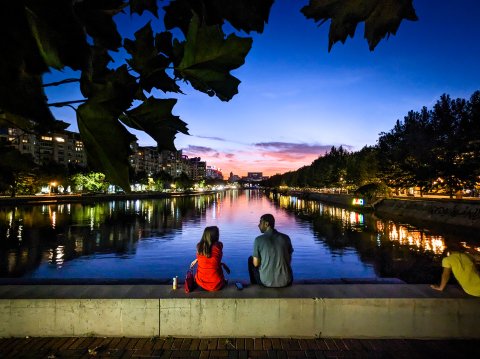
[0,0,417,189]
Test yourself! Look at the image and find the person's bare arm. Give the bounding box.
[221,262,231,274]
[252,256,260,267]
[190,258,198,268]
[431,267,452,291]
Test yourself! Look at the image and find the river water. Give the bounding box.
[0,190,478,283]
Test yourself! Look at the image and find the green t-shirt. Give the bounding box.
[442,252,480,297]
[253,228,293,287]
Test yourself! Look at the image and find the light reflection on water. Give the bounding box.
[0,190,477,283]
[277,193,450,255]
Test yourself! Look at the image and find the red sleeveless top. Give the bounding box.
[195,242,225,291]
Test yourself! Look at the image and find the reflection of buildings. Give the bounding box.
[376,222,445,255]
[273,194,471,283]
[0,195,222,277]
[275,194,450,256]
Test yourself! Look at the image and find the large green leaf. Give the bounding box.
[176,15,252,101]
[25,0,90,70]
[163,0,196,35]
[301,0,418,51]
[73,0,125,50]
[77,103,134,192]
[120,97,189,151]
[212,0,274,34]
[78,65,139,189]
[0,2,60,127]
[1,1,48,76]
[155,31,174,58]
[80,65,138,113]
[80,46,114,98]
[124,23,181,93]
[163,0,273,35]
[364,0,418,50]
[0,70,56,126]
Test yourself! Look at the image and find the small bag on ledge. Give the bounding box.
[184,269,195,293]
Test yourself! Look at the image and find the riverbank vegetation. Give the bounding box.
[264,91,480,198]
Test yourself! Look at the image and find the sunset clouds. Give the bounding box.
[182,141,347,177]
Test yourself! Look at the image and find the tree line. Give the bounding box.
[264,91,480,198]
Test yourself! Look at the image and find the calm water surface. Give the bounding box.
[1,190,478,282]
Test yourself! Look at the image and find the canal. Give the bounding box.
[0,190,477,283]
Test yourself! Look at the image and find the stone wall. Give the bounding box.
[375,199,480,230]
[288,191,480,230]
[1,284,479,338]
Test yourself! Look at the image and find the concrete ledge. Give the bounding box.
[0,284,479,338]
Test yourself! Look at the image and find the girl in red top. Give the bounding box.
[190,226,229,291]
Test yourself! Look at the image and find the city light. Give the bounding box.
[352,198,364,206]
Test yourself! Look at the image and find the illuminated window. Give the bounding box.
[41,136,53,141]
[55,137,65,142]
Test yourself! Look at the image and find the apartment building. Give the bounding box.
[206,165,223,180]
[1,126,210,181]
[1,127,87,167]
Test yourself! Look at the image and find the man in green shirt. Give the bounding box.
[248,214,293,287]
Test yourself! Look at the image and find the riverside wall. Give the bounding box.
[289,192,480,230]
[375,198,480,230]
[1,284,479,339]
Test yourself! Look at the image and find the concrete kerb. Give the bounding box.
[0,283,479,339]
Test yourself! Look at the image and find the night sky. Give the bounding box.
[44,0,480,177]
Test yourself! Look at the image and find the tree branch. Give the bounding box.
[48,100,86,107]
[42,78,80,87]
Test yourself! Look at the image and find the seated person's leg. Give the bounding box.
[248,256,262,285]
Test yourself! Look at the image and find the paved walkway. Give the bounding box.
[0,337,479,358]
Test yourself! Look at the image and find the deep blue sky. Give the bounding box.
[45,0,480,176]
